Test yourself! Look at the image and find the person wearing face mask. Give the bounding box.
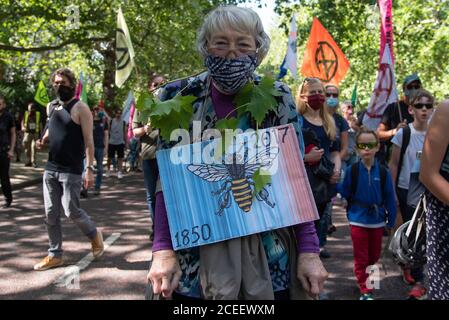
[325,85,349,173]
[297,78,341,260]
[91,107,109,195]
[146,6,328,300]
[33,68,104,271]
[133,73,166,218]
[323,85,349,238]
[376,74,420,165]
[0,95,16,209]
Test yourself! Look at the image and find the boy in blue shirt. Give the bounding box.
[339,128,397,300]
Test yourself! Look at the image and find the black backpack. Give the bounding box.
[396,125,411,187]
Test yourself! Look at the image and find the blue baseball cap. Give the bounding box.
[403,73,421,87]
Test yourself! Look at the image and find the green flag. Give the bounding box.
[34,80,49,107]
[351,82,358,107]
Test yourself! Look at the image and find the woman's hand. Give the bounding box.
[304,147,324,163]
[297,253,329,298]
[147,250,182,299]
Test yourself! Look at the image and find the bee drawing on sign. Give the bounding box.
[187,146,279,216]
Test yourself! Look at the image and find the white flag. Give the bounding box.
[363,45,398,130]
[115,8,135,88]
[284,15,298,79]
[121,91,134,124]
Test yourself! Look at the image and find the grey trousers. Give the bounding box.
[43,170,97,258]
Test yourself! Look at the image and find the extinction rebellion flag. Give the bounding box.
[115,7,135,88]
[301,17,350,86]
[34,80,49,107]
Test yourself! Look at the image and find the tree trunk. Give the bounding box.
[100,41,117,109]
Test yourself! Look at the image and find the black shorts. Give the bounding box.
[108,144,125,159]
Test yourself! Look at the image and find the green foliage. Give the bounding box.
[252,169,272,197]
[234,77,282,125]
[264,0,449,110]
[136,94,196,141]
[215,118,240,131]
[0,0,253,110]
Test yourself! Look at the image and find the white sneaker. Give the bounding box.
[104,171,110,178]
[117,171,123,179]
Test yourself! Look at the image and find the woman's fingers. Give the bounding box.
[161,276,173,298]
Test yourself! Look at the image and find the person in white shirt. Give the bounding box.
[389,88,434,300]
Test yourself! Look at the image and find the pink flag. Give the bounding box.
[379,0,394,64]
[127,101,135,141]
[363,45,398,130]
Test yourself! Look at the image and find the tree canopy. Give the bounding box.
[266,0,449,108]
[1,0,448,113]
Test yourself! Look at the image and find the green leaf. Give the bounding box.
[215,118,239,131]
[150,95,196,117]
[150,105,193,141]
[135,92,156,124]
[234,77,282,125]
[252,169,272,197]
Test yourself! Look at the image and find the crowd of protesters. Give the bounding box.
[1,5,448,301]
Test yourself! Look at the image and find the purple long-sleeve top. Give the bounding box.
[152,85,320,254]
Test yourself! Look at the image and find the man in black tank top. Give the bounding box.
[33,68,104,271]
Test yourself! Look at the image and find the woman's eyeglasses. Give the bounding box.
[326,93,338,98]
[208,43,257,56]
[413,103,433,110]
[356,142,378,150]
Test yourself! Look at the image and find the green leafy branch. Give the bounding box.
[135,91,196,141]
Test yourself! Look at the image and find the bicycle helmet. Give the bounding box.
[389,220,427,269]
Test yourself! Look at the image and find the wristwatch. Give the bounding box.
[86,165,96,172]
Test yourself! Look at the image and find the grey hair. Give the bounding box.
[196,6,271,65]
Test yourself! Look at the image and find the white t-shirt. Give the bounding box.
[391,123,426,189]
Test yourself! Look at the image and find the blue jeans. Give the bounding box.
[94,148,104,191]
[315,202,330,247]
[128,138,139,169]
[142,159,159,216]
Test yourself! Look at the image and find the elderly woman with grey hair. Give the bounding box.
[147,6,328,300]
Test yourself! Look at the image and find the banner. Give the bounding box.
[157,124,319,250]
[75,71,88,103]
[379,0,394,64]
[277,15,298,80]
[301,17,350,85]
[34,80,49,107]
[115,7,135,88]
[363,45,398,130]
[121,91,134,124]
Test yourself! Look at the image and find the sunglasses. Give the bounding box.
[356,142,378,150]
[326,93,338,98]
[413,103,433,110]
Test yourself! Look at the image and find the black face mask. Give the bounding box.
[55,85,75,102]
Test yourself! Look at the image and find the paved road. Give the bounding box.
[0,172,152,300]
[0,171,419,300]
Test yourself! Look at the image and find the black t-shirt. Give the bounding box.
[381,101,414,133]
[333,113,349,140]
[0,111,14,150]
